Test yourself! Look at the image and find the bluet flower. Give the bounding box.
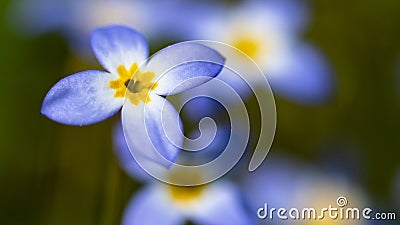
[122,178,253,225]
[41,25,225,166]
[242,154,370,225]
[188,0,334,104]
[9,0,212,58]
[112,122,254,225]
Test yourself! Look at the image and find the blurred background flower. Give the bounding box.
[184,0,334,105]
[1,0,400,224]
[8,0,189,59]
[242,153,371,225]
[113,121,254,225]
[122,178,252,225]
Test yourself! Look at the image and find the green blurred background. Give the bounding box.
[1,0,399,224]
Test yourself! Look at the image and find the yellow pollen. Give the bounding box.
[166,169,206,206]
[109,63,158,105]
[168,184,205,205]
[232,36,262,59]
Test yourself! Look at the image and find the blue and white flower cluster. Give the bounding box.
[32,0,343,224]
[14,0,334,104]
[113,122,254,225]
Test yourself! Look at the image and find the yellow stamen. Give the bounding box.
[168,184,205,205]
[232,36,262,59]
[109,63,158,105]
[166,170,206,206]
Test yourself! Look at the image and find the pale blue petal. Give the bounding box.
[145,42,225,96]
[147,1,225,40]
[9,0,70,36]
[122,185,184,225]
[267,44,334,104]
[179,96,225,124]
[112,121,152,182]
[247,0,309,33]
[41,70,122,126]
[121,94,183,167]
[178,68,253,123]
[241,154,306,212]
[180,124,230,165]
[192,182,254,225]
[91,25,149,74]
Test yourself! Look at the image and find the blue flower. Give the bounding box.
[241,155,370,225]
[112,121,152,182]
[9,0,214,58]
[41,25,225,166]
[10,0,154,57]
[122,180,253,225]
[112,122,254,225]
[185,0,334,105]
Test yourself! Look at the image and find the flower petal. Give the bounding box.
[121,184,184,225]
[178,68,253,123]
[91,25,149,74]
[191,182,254,225]
[181,122,230,165]
[145,42,225,95]
[267,44,334,104]
[242,0,309,33]
[112,121,153,182]
[241,155,304,212]
[41,70,122,126]
[121,93,183,167]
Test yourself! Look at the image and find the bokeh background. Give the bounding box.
[1,0,399,224]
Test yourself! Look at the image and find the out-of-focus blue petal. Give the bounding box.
[192,182,254,225]
[149,0,225,40]
[180,123,231,165]
[121,184,184,225]
[267,44,334,104]
[242,154,370,225]
[9,0,70,36]
[241,155,305,211]
[190,0,308,42]
[10,0,160,60]
[179,68,253,123]
[245,0,309,33]
[145,42,225,96]
[112,121,152,182]
[121,94,182,167]
[41,70,122,126]
[91,25,149,74]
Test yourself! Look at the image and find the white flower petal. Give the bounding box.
[121,184,184,225]
[191,182,254,225]
[41,70,122,126]
[121,93,183,167]
[112,121,153,182]
[91,25,149,74]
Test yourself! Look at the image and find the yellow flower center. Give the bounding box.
[109,63,158,105]
[232,35,263,60]
[166,169,206,206]
[168,184,205,205]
